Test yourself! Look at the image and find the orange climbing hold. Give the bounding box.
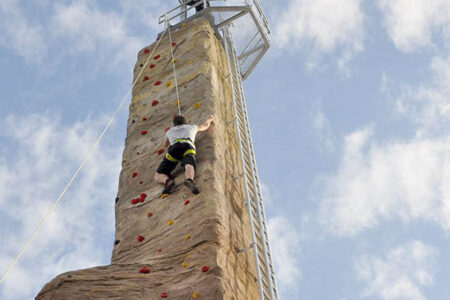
[149,64,156,69]
[143,49,150,54]
[201,266,209,272]
[132,172,138,178]
[192,292,198,299]
[160,292,168,298]
[147,212,153,217]
[137,235,145,242]
[154,81,162,86]
[139,267,151,274]
[193,102,201,109]
[157,149,164,155]
[143,76,150,82]
[141,130,148,135]
[184,200,190,205]
[152,100,159,106]
[174,100,179,107]
[168,219,174,226]
[154,54,160,60]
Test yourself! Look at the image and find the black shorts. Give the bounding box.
[156,142,196,176]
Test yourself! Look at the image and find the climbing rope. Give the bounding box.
[0,26,170,285]
[167,21,182,116]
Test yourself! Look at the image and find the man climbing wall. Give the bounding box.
[154,114,215,195]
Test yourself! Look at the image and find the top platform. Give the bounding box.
[159,0,271,80]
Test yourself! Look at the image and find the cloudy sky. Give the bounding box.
[0,0,449,299]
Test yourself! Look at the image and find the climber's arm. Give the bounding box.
[197,115,214,132]
[159,136,170,149]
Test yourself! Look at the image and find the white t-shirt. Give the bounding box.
[166,125,198,146]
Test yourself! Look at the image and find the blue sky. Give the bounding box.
[0,0,449,299]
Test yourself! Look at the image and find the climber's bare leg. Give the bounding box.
[155,172,169,184]
[185,164,195,181]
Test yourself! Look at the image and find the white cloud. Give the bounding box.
[378,0,450,52]
[319,126,450,236]
[267,216,302,293]
[0,114,121,299]
[273,0,365,70]
[355,241,437,300]
[394,56,450,134]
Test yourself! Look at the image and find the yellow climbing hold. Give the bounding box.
[168,219,174,226]
[172,59,177,64]
[182,262,188,268]
[174,100,179,107]
[185,234,190,241]
[161,194,169,199]
[181,23,187,28]
[193,102,201,109]
[165,81,171,87]
[189,60,194,64]
[192,292,198,299]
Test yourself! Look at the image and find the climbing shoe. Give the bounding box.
[184,179,200,194]
[162,178,175,195]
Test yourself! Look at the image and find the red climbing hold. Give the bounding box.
[160,292,168,298]
[142,117,147,121]
[143,76,150,82]
[157,149,164,155]
[158,248,162,253]
[147,212,153,217]
[154,54,160,60]
[137,235,145,242]
[132,172,138,178]
[173,114,178,119]
[131,198,138,205]
[201,266,209,272]
[165,127,170,132]
[139,267,151,274]
[143,48,150,54]
[184,200,190,205]
[141,130,148,135]
[154,81,161,86]
[152,100,159,106]
[149,64,156,69]
[171,42,177,46]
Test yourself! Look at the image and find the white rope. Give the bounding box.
[0,26,169,285]
[167,21,182,116]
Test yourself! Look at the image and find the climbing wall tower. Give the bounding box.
[36,1,276,299]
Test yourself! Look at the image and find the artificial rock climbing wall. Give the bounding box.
[36,18,259,299]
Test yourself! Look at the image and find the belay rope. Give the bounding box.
[167,21,182,117]
[0,24,173,284]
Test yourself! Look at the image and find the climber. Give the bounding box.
[182,0,209,12]
[155,114,214,195]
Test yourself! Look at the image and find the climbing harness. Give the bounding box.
[0,25,170,285]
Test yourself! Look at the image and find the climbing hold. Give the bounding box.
[160,292,168,298]
[140,193,147,199]
[157,149,164,155]
[168,219,174,226]
[140,64,143,68]
[149,64,156,69]
[201,266,209,272]
[132,172,138,178]
[131,119,136,124]
[165,127,171,132]
[174,100,179,107]
[137,235,145,242]
[142,117,147,121]
[143,76,150,82]
[181,23,186,28]
[114,240,120,245]
[193,102,201,109]
[131,198,139,205]
[154,54,160,60]
[152,100,159,106]
[115,197,120,204]
[185,234,190,241]
[143,48,150,54]
[161,194,169,199]
[158,248,162,253]
[139,181,143,185]
[192,292,198,299]
[189,60,193,64]
[173,114,178,119]
[147,212,153,218]
[165,81,171,87]
[182,262,188,268]
[137,152,140,155]
[154,81,162,86]
[171,42,177,46]
[184,200,190,205]
[139,267,151,274]
[141,130,148,135]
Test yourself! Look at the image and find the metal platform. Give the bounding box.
[159,0,270,80]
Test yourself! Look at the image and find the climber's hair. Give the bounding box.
[173,115,187,126]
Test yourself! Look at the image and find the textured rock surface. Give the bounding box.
[36,18,258,299]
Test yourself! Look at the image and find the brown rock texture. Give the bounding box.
[36,18,259,300]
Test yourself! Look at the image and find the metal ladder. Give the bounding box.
[223,25,279,300]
